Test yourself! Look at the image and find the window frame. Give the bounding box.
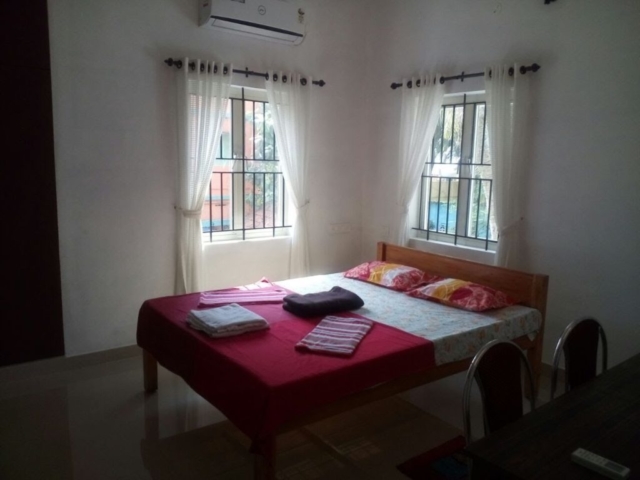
[200,85,292,243]
[412,91,497,252]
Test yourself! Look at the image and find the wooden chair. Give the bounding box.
[397,340,536,479]
[550,318,608,400]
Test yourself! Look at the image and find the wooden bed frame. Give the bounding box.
[142,242,549,479]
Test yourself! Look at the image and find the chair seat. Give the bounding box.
[397,435,468,480]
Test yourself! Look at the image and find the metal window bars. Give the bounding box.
[413,97,497,250]
[202,89,290,242]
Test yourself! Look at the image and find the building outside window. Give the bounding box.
[200,86,290,242]
[414,92,497,251]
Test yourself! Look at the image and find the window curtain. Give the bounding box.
[485,64,530,268]
[175,58,232,294]
[265,71,312,278]
[394,75,445,246]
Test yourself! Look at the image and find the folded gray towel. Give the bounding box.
[187,303,269,337]
[283,286,364,318]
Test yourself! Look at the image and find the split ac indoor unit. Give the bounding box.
[199,0,306,45]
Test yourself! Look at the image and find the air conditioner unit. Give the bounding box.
[199,0,306,45]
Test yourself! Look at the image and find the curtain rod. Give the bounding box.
[390,63,540,90]
[164,58,326,87]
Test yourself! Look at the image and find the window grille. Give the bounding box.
[414,93,497,250]
[201,86,290,242]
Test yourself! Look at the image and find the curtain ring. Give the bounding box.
[273,73,279,82]
[213,65,218,73]
[406,80,412,89]
[266,72,270,81]
[416,79,421,87]
[200,63,204,72]
[223,66,228,75]
[282,75,288,83]
[188,61,195,71]
[509,67,514,76]
[301,78,307,86]
[439,76,445,84]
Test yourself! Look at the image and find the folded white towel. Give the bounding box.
[187,303,269,338]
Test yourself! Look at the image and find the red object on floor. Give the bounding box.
[137,291,435,452]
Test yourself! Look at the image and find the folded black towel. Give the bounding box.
[283,286,364,318]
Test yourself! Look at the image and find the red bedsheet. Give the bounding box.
[137,290,435,451]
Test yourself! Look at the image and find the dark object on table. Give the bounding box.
[283,286,364,318]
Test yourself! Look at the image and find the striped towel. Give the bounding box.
[199,283,287,307]
[295,316,374,356]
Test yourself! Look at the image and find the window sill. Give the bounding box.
[202,226,292,245]
[203,234,291,250]
[408,237,496,265]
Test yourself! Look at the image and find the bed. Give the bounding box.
[137,242,548,479]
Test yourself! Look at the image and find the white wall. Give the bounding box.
[361,0,640,367]
[49,0,369,355]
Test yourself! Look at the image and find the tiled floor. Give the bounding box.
[0,351,463,479]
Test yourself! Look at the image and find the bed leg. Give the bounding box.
[254,436,276,480]
[143,349,158,393]
[143,387,160,441]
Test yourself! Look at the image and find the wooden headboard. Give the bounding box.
[377,242,549,319]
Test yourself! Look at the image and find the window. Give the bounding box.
[201,86,290,242]
[413,92,497,250]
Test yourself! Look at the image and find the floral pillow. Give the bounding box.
[344,261,440,292]
[407,278,516,312]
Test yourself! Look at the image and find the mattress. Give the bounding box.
[277,273,542,365]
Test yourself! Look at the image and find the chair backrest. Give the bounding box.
[462,340,536,443]
[550,318,608,400]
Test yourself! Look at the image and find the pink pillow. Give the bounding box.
[344,261,440,292]
[407,278,516,312]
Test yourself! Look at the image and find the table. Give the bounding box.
[465,353,640,479]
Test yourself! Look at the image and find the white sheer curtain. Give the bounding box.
[175,58,232,294]
[485,64,530,268]
[394,74,445,246]
[265,71,312,278]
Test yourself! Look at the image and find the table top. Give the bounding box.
[465,352,640,479]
